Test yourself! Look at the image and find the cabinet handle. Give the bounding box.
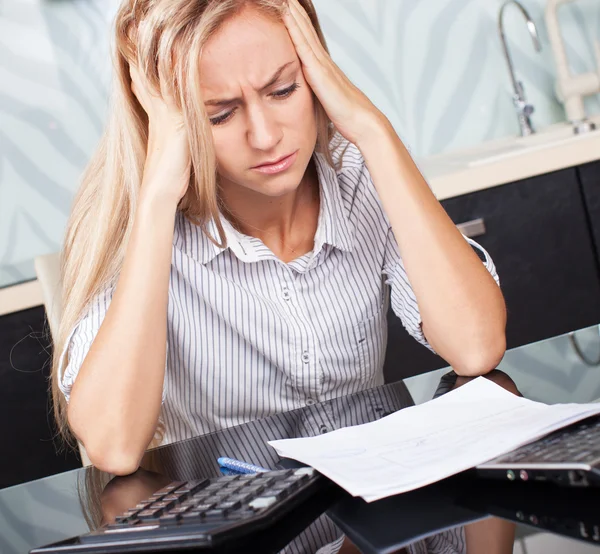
[456,218,486,238]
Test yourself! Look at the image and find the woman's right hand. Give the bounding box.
[129,64,191,205]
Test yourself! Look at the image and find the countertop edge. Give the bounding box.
[0,280,43,317]
[428,136,600,201]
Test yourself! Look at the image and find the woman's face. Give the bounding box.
[199,5,318,199]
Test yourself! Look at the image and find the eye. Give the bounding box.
[271,82,300,99]
[210,108,237,126]
[209,83,300,126]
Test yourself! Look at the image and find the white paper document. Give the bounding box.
[268,377,600,502]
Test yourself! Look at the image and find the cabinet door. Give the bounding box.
[578,160,600,261]
[383,167,600,383]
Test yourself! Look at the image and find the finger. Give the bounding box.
[288,0,326,61]
[284,2,325,65]
[289,0,319,43]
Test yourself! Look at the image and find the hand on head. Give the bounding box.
[129,63,192,204]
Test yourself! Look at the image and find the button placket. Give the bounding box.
[281,269,294,302]
[290,275,321,408]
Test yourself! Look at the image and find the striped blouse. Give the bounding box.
[58,134,498,554]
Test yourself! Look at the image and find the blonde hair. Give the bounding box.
[51,0,345,454]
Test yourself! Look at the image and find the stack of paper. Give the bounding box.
[268,378,600,502]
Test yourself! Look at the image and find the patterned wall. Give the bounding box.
[1,0,599,288]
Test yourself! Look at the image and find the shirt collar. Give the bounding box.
[312,149,355,254]
[175,149,355,265]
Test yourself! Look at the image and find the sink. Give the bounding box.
[417,117,600,190]
[420,122,600,171]
[415,116,600,200]
[467,125,600,167]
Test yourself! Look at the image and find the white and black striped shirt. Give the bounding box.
[58,135,497,554]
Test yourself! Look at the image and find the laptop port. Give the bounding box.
[568,470,589,487]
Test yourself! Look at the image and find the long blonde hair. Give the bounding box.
[51,0,344,453]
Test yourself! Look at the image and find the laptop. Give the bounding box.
[476,414,600,487]
[457,478,600,545]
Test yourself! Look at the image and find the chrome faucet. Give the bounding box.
[498,0,542,137]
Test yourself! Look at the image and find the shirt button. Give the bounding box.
[319,425,329,434]
[301,351,310,363]
[282,290,290,301]
[306,398,316,406]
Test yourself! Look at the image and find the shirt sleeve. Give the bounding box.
[57,286,168,405]
[382,227,500,354]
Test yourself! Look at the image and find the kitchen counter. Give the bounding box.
[420,114,600,201]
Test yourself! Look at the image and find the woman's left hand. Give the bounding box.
[282,0,385,147]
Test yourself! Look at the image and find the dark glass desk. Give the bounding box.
[3,325,600,554]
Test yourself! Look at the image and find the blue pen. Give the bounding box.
[217,456,270,474]
[219,466,240,476]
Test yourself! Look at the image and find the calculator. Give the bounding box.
[30,468,335,553]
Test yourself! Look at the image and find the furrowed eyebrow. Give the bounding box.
[204,61,296,107]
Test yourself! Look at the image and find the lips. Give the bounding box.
[253,153,294,168]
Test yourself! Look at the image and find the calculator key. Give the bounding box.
[203,484,223,493]
[256,477,275,486]
[194,503,216,512]
[227,493,253,504]
[294,468,315,477]
[176,479,210,494]
[225,509,255,520]
[282,477,303,490]
[149,500,175,510]
[248,497,277,510]
[261,488,287,500]
[269,470,294,479]
[148,483,184,500]
[137,508,164,520]
[204,508,227,518]
[269,484,289,493]
[181,511,203,521]
[216,500,241,511]
[225,484,244,494]
[106,520,136,529]
[286,474,309,484]
[161,482,186,493]
[158,513,181,525]
[115,509,139,522]
[170,506,192,515]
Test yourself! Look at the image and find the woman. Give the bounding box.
[51,0,507,551]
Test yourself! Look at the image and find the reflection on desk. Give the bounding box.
[76,380,414,554]
[3,370,600,554]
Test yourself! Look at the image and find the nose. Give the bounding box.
[246,102,283,152]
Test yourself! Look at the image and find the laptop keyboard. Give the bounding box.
[492,417,600,465]
[78,468,322,547]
